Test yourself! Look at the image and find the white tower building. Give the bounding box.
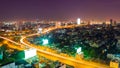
[77,18,81,25]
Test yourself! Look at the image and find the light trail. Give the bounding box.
[0,36,22,46]
[0,36,24,50]
[20,24,109,68]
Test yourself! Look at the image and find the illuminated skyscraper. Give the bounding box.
[77,18,81,25]
[110,19,113,26]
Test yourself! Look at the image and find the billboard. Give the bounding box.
[24,48,37,59]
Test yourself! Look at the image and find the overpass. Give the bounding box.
[20,25,109,68]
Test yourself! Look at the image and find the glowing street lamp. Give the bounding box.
[77,47,82,54]
[76,47,84,59]
[42,39,48,45]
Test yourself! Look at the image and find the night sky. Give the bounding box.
[0,0,120,21]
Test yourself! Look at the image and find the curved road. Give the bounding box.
[0,36,24,50]
[20,25,109,68]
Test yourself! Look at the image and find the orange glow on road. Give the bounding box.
[20,24,110,68]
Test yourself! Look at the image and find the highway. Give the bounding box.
[20,25,110,68]
[0,36,22,46]
[0,36,24,50]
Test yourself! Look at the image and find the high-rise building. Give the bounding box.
[77,18,81,25]
[110,19,113,26]
[113,21,117,26]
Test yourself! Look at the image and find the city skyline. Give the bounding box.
[0,0,120,21]
[0,0,120,68]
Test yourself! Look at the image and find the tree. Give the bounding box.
[0,44,9,59]
[0,44,8,51]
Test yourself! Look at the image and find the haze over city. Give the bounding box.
[0,0,120,21]
[0,0,120,68]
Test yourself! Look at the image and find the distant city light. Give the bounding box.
[42,39,48,45]
[77,18,81,25]
[38,28,42,33]
[38,28,42,31]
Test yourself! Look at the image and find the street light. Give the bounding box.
[76,47,84,59]
[77,47,82,54]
